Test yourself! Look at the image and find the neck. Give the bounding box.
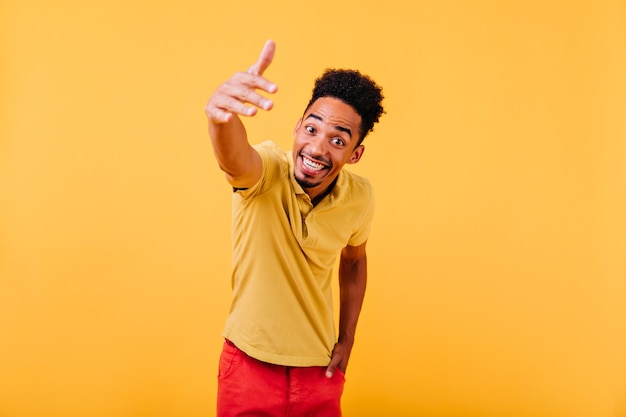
[307,176,338,207]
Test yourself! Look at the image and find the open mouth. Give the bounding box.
[300,154,329,174]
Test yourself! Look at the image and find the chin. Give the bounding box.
[294,173,321,189]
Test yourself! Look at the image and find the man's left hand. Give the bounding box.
[325,340,353,378]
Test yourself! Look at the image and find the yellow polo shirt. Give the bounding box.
[222,141,374,367]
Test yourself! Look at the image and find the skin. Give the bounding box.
[292,97,364,204]
[205,40,368,378]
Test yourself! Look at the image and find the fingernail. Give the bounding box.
[268,84,277,93]
[263,100,273,110]
[325,370,333,378]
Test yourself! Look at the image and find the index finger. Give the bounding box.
[247,39,276,76]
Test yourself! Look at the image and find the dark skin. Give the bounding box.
[205,40,368,377]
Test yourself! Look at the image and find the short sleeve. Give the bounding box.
[347,184,375,247]
[234,141,287,200]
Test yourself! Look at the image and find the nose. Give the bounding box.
[307,135,327,157]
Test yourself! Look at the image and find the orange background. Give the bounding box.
[1,1,624,416]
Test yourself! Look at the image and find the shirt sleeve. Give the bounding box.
[347,182,375,247]
[234,141,286,200]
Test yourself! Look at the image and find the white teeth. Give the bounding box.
[303,157,324,171]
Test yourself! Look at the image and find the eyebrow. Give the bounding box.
[306,113,352,138]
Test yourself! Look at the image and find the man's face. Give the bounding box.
[292,97,364,199]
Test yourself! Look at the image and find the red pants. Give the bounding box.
[217,340,345,417]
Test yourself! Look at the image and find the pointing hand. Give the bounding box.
[205,40,278,124]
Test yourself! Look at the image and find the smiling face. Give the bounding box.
[292,97,364,201]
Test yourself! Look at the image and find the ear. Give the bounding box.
[347,145,365,164]
[293,118,302,137]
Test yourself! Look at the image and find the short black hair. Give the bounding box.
[305,69,385,145]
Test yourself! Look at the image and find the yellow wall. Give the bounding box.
[1,1,624,416]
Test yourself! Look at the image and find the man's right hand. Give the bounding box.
[205,40,278,124]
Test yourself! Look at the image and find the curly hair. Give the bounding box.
[305,69,385,145]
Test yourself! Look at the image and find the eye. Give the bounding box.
[331,137,345,146]
[305,125,316,134]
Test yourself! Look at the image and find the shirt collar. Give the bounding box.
[287,151,344,208]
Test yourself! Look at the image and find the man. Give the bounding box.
[205,40,384,417]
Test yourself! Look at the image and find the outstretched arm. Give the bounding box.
[205,40,278,188]
[326,241,368,378]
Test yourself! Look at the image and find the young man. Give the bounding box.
[205,40,385,417]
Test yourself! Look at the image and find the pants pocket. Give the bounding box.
[218,340,242,379]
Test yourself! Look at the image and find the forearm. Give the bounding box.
[208,115,256,179]
[338,249,367,345]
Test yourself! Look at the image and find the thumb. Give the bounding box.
[247,39,276,76]
[325,356,341,379]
